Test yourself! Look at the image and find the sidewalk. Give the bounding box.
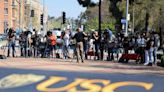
[0,57,164,75]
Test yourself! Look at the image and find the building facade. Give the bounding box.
[24,0,44,31]
[0,0,13,34]
[0,0,46,34]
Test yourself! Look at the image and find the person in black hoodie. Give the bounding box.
[7,28,16,57]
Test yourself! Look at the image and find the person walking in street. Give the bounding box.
[73,28,87,63]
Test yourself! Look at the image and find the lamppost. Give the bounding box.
[159,8,163,48]
[125,0,129,37]
[43,0,46,35]
[16,0,21,31]
[98,0,102,38]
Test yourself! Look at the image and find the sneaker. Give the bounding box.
[148,63,153,66]
[144,62,149,66]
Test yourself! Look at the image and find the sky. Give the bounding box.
[41,0,99,19]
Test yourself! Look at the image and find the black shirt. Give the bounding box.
[73,32,85,42]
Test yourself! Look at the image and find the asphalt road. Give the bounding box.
[0,67,164,92]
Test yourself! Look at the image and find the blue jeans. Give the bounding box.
[62,45,69,59]
[8,41,15,57]
[145,47,154,64]
[95,43,100,59]
[153,47,158,63]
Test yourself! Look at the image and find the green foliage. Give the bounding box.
[47,17,62,30]
[84,17,116,33]
[161,56,164,61]
[77,0,164,33]
[85,17,99,31]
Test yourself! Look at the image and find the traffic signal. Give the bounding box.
[62,12,66,24]
[40,14,43,25]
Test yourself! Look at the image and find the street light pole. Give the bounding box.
[29,0,32,31]
[16,0,21,31]
[125,0,129,36]
[98,0,101,38]
[132,2,134,34]
[42,0,46,35]
[19,0,21,31]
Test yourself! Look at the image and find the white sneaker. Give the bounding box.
[144,62,149,66]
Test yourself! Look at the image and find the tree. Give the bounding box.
[77,0,164,34]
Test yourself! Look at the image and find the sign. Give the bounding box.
[127,14,130,21]
[121,19,126,24]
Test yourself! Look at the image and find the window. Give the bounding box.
[4,0,8,3]
[4,8,8,15]
[12,0,15,5]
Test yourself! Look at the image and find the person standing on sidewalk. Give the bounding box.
[73,28,87,63]
[61,30,70,59]
[7,28,16,57]
[93,31,100,60]
[144,38,154,66]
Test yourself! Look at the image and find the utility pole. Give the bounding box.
[132,2,134,34]
[125,0,129,36]
[98,0,102,38]
[43,0,46,35]
[19,0,21,31]
[29,0,32,32]
[16,0,21,31]
[159,8,163,48]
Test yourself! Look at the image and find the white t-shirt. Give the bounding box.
[63,34,70,46]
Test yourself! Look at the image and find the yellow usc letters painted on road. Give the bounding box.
[36,76,154,92]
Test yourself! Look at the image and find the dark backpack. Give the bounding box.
[0,55,7,59]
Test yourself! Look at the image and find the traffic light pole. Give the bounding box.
[29,0,33,32]
[16,0,21,32]
[125,0,129,37]
[43,0,46,35]
[98,0,101,38]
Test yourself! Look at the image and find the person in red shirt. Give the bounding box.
[49,33,57,58]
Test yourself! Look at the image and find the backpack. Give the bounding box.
[0,55,7,59]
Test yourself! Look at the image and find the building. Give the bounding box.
[0,0,46,34]
[0,0,13,34]
[0,0,26,34]
[24,0,47,32]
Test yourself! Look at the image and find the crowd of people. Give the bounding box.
[5,27,163,65]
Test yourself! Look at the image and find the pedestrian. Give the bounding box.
[61,31,70,59]
[72,28,87,63]
[7,28,16,57]
[49,32,57,58]
[21,31,29,57]
[152,33,160,65]
[144,39,154,66]
[83,32,89,60]
[93,31,100,60]
[45,31,55,58]
[31,30,40,57]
